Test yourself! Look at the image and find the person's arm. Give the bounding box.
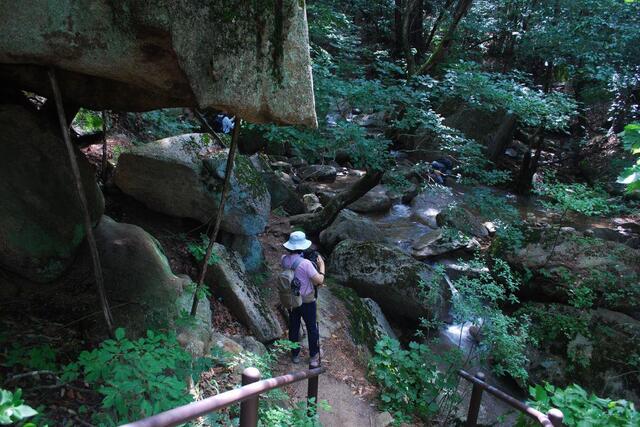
[310,255,325,286]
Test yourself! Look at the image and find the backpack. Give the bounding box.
[278,257,304,309]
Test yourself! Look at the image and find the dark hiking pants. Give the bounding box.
[289,301,319,358]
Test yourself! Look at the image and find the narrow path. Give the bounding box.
[259,215,390,426]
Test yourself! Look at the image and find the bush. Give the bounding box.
[518,383,640,426]
[0,388,38,425]
[62,328,196,425]
[369,336,462,424]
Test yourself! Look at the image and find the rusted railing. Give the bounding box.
[121,366,325,427]
[459,370,564,427]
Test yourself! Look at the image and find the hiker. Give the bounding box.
[431,158,453,185]
[281,231,324,367]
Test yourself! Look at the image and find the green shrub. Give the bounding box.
[369,336,462,424]
[62,328,196,425]
[0,388,38,425]
[518,383,640,426]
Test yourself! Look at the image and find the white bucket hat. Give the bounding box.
[283,231,312,251]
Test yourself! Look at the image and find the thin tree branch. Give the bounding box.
[190,119,241,317]
[48,68,114,337]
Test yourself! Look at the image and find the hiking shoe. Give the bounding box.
[291,355,301,364]
[309,354,320,368]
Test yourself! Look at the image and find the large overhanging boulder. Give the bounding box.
[0,1,317,126]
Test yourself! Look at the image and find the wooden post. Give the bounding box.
[239,367,261,427]
[48,68,115,337]
[465,371,485,427]
[547,408,564,427]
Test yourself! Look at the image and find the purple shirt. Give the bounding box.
[281,254,318,297]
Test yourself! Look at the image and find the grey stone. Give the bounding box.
[303,193,323,213]
[298,164,337,182]
[329,240,449,322]
[411,187,458,228]
[94,216,212,355]
[115,134,270,235]
[319,209,384,252]
[348,185,392,214]
[0,104,104,282]
[205,244,283,342]
[436,207,489,238]
[249,154,304,215]
[219,233,264,273]
[362,298,397,341]
[0,1,316,126]
[230,335,268,356]
[411,229,480,259]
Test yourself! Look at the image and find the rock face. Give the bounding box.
[319,210,385,252]
[411,187,457,228]
[94,216,211,355]
[115,134,270,236]
[205,243,282,342]
[249,154,304,215]
[410,228,480,259]
[329,240,449,322]
[298,164,337,182]
[219,232,264,273]
[348,185,392,214]
[520,303,640,399]
[507,231,640,319]
[0,104,104,282]
[330,284,397,352]
[436,206,489,238]
[0,1,316,126]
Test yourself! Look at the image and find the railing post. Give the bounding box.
[240,367,261,427]
[307,370,319,415]
[465,371,485,427]
[547,408,564,427]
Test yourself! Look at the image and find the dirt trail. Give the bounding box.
[260,215,391,426]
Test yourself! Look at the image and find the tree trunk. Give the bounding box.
[424,0,454,52]
[487,111,517,161]
[515,130,543,195]
[415,0,474,76]
[289,170,384,235]
[401,0,419,75]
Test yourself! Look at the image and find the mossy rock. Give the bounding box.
[0,104,104,282]
[328,240,450,323]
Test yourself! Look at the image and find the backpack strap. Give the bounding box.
[291,257,303,271]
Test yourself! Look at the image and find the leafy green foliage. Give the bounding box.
[437,63,577,131]
[519,383,640,426]
[0,389,38,425]
[4,343,57,371]
[187,234,220,266]
[369,337,462,424]
[450,257,532,381]
[72,108,103,133]
[534,175,626,216]
[618,123,640,192]
[62,328,195,425]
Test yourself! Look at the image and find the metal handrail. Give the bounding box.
[121,366,325,427]
[459,370,564,427]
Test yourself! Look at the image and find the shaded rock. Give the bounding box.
[348,185,392,214]
[507,232,640,319]
[249,154,304,215]
[319,210,384,252]
[298,165,337,182]
[303,193,323,213]
[520,303,640,399]
[230,335,267,356]
[411,187,458,228]
[0,1,316,126]
[95,216,211,355]
[211,331,244,355]
[205,243,282,342]
[0,104,104,282]
[219,232,264,273]
[329,240,449,322]
[329,285,397,353]
[410,229,480,259]
[115,134,270,235]
[373,412,394,427]
[437,206,489,238]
